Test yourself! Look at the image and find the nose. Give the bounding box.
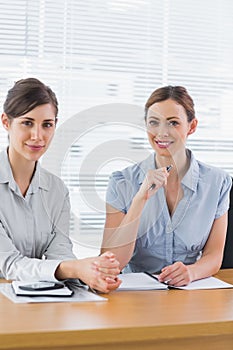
[157,122,169,137]
[30,125,43,140]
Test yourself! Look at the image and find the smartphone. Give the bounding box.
[19,282,64,291]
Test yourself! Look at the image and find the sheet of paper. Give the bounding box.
[117,272,168,290]
[171,276,233,290]
[0,283,107,303]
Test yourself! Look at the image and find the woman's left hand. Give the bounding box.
[157,261,193,286]
[91,251,122,291]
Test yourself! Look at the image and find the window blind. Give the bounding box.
[0,0,233,257]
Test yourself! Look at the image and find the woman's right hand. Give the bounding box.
[56,252,121,293]
[137,167,170,201]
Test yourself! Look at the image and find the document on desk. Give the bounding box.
[171,276,233,290]
[117,273,233,291]
[117,272,168,290]
[0,283,107,303]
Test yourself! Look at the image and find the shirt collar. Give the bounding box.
[137,149,199,192]
[181,149,199,191]
[28,161,50,193]
[0,149,49,193]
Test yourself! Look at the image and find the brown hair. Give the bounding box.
[145,85,195,122]
[3,78,58,119]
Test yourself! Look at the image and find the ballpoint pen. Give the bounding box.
[148,164,173,191]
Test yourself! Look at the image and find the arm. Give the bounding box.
[55,251,121,293]
[42,187,121,293]
[0,219,121,292]
[101,167,169,270]
[101,199,146,270]
[158,213,228,286]
[0,220,63,282]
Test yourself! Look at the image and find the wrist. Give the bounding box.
[55,260,74,280]
[187,264,196,282]
[133,191,147,207]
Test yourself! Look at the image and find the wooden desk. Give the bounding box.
[1,269,233,350]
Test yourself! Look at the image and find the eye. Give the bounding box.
[43,122,55,128]
[148,120,159,127]
[168,120,179,127]
[22,120,33,126]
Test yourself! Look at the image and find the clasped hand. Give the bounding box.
[80,251,121,293]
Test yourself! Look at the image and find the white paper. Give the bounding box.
[116,273,233,291]
[171,276,233,290]
[0,283,107,303]
[117,273,168,290]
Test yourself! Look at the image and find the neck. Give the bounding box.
[8,148,36,188]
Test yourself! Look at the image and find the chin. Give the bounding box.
[154,146,173,158]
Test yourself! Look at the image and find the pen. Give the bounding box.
[148,164,173,191]
[144,271,160,281]
[144,272,171,285]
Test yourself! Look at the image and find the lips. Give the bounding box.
[26,144,45,151]
[155,140,173,149]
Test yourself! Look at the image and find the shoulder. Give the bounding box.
[198,159,231,183]
[110,163,141,182]
[109,154,154,184]
[196,160,232,196]
[39,166,69,195]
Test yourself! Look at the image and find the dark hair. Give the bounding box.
[145,85,195,122]
[3,78,58,119]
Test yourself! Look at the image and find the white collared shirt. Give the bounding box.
[0,149,76,281]
[106,150,232,273]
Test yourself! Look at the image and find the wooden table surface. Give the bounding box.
[1,269,233,350]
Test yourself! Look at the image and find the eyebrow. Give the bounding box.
[147,115,180,120]
[18,117,56,122]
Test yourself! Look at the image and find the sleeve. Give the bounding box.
[0,220,62,282]
[215,173,232,219]
[43,188,77,261]
[0,179,77,282]
[106,171,129,214]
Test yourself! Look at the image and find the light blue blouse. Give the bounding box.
[0,149,76,281]
[106,150,232,273]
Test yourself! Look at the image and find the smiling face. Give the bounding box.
[146,98,197,159]
[2,103,56,163]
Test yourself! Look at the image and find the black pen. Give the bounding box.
[144,272,171,285]
[149,164,173,191]
[144,271,160,281]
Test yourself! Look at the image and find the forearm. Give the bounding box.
[188,252,223,282]
[102,194,147,270]
[188,215,227,282]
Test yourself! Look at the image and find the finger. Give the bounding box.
[94,265,120,274]
[169,276,186,287]
[101,251,115,258]
[107,279,122,291]
[90,279,109,294]
[93,261,120,272]
[100,251,118,263]
[161,262,182,275]
[158,267,173,280]
[92,277,121,293]
[158,269,178,282]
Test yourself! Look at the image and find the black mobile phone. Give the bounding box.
[19,282,64,291]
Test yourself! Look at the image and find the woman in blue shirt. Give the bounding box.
[0,77,121,293]
[101,85,232,287]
